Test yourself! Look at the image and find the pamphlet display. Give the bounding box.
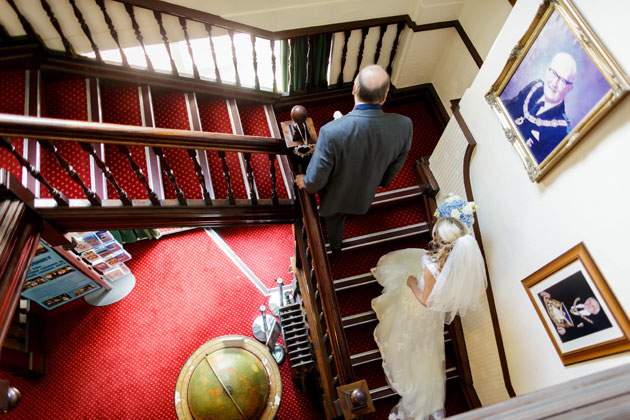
[72,231,132,281]
[22,242,102,310]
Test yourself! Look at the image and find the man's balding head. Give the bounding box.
[353,65,390,104]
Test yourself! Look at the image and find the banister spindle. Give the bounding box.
[117,145,160,206]
[204,24,221,83]
[179,17,200,79]
[269,154,278,206]
[0,137,68,206]
[186,149,212,205]
[305,36,314,90]
[152,147,186,205]
[79,142,132,206]
[288,38,294,94]
[243,153,257,205]
[353,28,369,80]
[95,0,128,67]
[124,3,153,71]
[374,24,387,64]
[40,0,75,56]
[251,34,260,90]
[387,22,405,75]
[270,39,278,93]
[337,30,351,86]
[38,140,101,206]
[228,29,241,87]
[6,0,36,39]
[68,0,102,62]
[217,151,235,205]
[153,11,179,76]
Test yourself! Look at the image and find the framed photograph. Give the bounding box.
[522,243,630,365]
[486,0,630,182]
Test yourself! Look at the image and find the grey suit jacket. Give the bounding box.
[304,107,412,217]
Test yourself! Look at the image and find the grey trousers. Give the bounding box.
[324,213,347,251]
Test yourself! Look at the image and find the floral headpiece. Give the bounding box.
[434,193,477,229]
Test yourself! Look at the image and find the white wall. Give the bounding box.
[457,0,630,395]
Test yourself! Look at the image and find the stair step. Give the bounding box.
[328,223,430,255]
[371,186,422,208]
[334,272,376,292]
[351,349,381,367]
[342,311,377,328]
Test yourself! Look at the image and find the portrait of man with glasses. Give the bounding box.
[503,52,577,164]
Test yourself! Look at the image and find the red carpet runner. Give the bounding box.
[0,228,322,419]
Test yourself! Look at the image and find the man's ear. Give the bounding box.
[380,89,389,105]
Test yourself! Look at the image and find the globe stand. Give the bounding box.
[252,305,285,364]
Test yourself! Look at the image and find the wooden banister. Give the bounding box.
[296,188,355,387]
[0,114,287,155]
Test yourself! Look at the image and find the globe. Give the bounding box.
[175,335,282,420]
[188,347,269,420]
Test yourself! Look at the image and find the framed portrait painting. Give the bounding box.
[486,0,630,182]
[522,243,630,365]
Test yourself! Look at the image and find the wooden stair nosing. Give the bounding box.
[368,367,461,402]
[327,222,430,254]
[342,310,376,328]
[371,185,422,207]
[334,272,376,292]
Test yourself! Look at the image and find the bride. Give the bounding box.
[371,195,487,420]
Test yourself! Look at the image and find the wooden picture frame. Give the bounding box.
[486,0,630,182]
[522,243,630,365]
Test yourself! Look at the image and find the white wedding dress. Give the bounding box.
[371,244,487,420]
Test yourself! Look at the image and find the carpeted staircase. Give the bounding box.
[0,67,472,418]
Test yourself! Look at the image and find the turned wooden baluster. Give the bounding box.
[153,11,179,76]
[117,145,160,206]
[228,29,241,87]
[152,147,186,205]
[353,28,369,80]
[186,149,212,205]
[204,24,222,83]
[95,0,129,67]
[337,30,351,86]
[268,154,278,205]
[68,0,102,62]
[217,151,235,205]
[305,36,313,90]
[179,17,200,79]
[387,22,405,75]
[124,3,153,71]
[270,39,278,92]
[79,142,132,206]
[0,137,68,206]
[243,153,257,205]
[40,0,75,56]
[37,140,101,206]
[6,0,36,40]
[250,34,260,90]
[374,24,388,64]
[288,38,294,94]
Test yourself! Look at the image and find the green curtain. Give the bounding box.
[289,35,330,92]
[111,229,161,244]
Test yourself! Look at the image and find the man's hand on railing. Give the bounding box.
[295,174,306,189]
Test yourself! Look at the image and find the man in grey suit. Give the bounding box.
[295,65,412,254]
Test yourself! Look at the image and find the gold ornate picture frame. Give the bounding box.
[522,243,630,365]
[486,0,630,182]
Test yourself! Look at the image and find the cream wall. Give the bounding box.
[457,0,630,395]
[458,0,512,60]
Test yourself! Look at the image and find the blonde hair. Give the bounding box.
[428,217,469,271]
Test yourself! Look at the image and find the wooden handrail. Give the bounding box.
[296,188,355,387]
[0,114,288,155]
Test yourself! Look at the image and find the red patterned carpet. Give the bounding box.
[0,228,322,420]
